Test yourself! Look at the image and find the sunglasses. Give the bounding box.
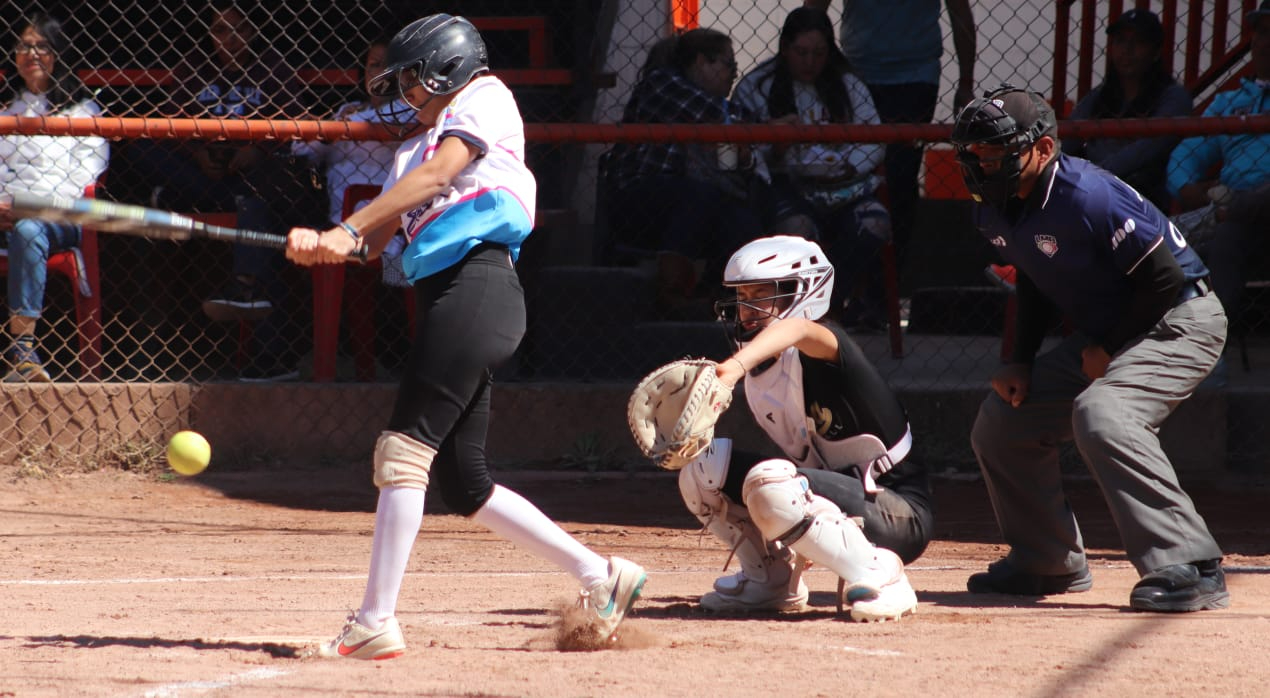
[13,42,53,56]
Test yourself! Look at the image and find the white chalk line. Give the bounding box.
[8,564,1268,588]
[840,646,904,657]
[141,667,290,698]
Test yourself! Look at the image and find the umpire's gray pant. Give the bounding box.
[970,293,1227,577]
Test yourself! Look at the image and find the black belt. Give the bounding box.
[1175,277,1211,306]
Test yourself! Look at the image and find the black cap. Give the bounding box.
[1249,0,1270,24]
[1107,8,1164,45]
[996,88,1058,141]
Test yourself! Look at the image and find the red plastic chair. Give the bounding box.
[311,184,416,382]
[0,181,104,378]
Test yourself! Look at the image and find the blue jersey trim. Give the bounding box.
[401,189,531,280]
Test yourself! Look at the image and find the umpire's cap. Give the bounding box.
[953,85,1057,149]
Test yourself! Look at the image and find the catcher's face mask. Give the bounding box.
[715,282,796,345]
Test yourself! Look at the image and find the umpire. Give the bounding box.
[951,85,1229,613]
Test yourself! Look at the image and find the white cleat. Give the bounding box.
[838,570,918,622]
[700,571,809,614]
[579,556,647,641]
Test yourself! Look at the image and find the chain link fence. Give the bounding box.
[0,1,1266,470]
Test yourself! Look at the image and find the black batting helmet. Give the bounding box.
[950,85,1057,209]
[369,14,489,98]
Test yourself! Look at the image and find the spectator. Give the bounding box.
[123,2,304,380]
[0,12,108,382]
[1064,8,1192,211]
[1167,0,1270,331]
[292,34,405,228]
[733,7,889,330]
[603,28,767,319]
[805,0,976,278]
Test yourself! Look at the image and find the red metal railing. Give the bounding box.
[2,116,1267,143]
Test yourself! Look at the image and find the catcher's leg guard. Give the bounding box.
[743,460,917,622]
[678,440,808,613]
[373,431,436,491]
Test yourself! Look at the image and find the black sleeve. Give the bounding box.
[1010,269,1061,365]
[1100,241,1185,355]
[812,321,910,446]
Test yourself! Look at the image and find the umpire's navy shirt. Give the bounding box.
[974,154,1209,342]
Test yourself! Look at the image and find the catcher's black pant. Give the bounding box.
[724,451,934,565]
[387,242,524,516]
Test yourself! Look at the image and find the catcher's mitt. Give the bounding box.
[627,359,734,471]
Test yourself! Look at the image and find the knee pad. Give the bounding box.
[373,430,436,490]
[744,460,890,586]
[741,459,839,545]
[678,438,732,519]
[681,442,789,587]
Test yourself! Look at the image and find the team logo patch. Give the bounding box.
[1035,234,1059,257]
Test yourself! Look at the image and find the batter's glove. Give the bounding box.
[627,359,734,471]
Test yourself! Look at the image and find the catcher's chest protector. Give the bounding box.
[745,348,825,469]
[746,347,894,473]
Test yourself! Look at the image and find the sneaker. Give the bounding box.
[318,614,406,660]
[967,558,1093,596]
[841,566,918,622]
[984,264,1017,293]
[578,556,646,641]
[202,277,273,323]
[700,570,809,614]
[1129,559,1230,613]
[3,344,52,383]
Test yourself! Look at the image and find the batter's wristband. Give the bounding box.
[337,221,361,242]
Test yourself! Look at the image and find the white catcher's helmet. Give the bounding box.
[716,235,835,344]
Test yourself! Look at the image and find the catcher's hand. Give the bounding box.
[627,359,734,471]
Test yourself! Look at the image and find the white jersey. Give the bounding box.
[383,76,537,281]
[0,92,108,201]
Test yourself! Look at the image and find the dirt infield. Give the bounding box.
[3,464,1268,698]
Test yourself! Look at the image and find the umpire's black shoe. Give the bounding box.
[1129,559,1230,613]
[967,558,1093,595]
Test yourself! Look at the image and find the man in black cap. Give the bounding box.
[952,85,1230,613]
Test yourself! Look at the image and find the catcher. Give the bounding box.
[630,235,931,621]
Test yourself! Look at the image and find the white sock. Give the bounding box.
[357,486,426,629]
[471,484,610,589]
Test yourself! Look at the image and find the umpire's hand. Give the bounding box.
[991,363,1031,408]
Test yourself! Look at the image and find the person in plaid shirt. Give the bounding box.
[604,28,767,319]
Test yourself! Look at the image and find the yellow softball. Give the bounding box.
[167,430,211,476]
